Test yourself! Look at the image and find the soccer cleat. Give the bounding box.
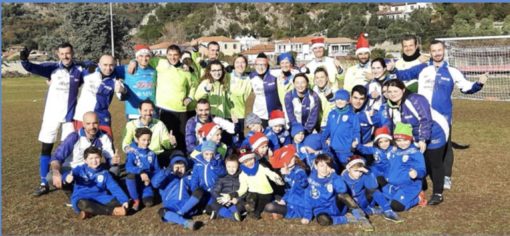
[418,191,428,207]
[427,193,443,206]
[112,206,127,216]
[366,206,383,216]
[210,210,218,220]
[79,211,94,220]
[245,202,256,212]
[33,184,49,197]
[358,217,375,232]
[444,176,452,190]
[345,213,357,224]
[65,201,73,207]
[231,212,241,222]
[184,220,200,230]
[317,213,333,226]
[132,200,140,211]
[383,210,404,223]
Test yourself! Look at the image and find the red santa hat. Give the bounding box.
[346,155,365,170]
[355,33,371,55]
[374,126,392,143]
[249,132,269,151]
[198,122,222,141]
[268,110,286,127]
[269,145,296,169]
[311,38,325,50]
[237,147,256,163]
[135,44,151,57]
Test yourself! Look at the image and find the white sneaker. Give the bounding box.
[444,176,452,190]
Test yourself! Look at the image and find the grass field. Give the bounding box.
[2,77,510,235]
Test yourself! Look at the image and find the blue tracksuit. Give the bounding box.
[116,65,156,118]
[357,145,393,178]
[264,127,291,151]
[341,169,391,213]
[284,89,320,133]
[281,166,308,218]
[354,104,386,145]
[249,71,283,120]
[301,134,332,170]
[293,140,307,162]
[392,61,483,125]
[322,106,360,164]
[152,169,197,222]
[384,144,426,211]
[125,143,160,200]
[303,170,348,225]
[190,153,227,196]
[71,164,129,213]
[234,130,255,149]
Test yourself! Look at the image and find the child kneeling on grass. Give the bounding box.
[384,122,428,212]
[125,128,160,211]
[67,146,129,219]
[152,153,201,230]
[341,155,402,222]
[217,147,285,220]
[210,155,244,221]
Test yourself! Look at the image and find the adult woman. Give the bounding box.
[366,58,390,111]
[312,67,338,129]
[283,73,320,134]
[195,60,234,119]
[270,53,300,106]
[385,79,449,206]
[228,54,253,141]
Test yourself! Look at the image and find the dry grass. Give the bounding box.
[2,77,510,235]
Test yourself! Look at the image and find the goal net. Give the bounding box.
[437,35,510,101]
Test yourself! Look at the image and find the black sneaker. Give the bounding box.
[33,184,49,197]
[428,193,443,205]
[210,210,218,220]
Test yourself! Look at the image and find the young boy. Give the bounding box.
[264,110,291,151]
[190,122,229,159]
[341,156,402,222]
[152,153,201,230]
[321,89,360,167]
[384,123,427,212]
[125,128,160,211]
[235,113,265,149]
[67,146,129,219]
[217,147,285,220]
[249,132,272,167]
[210,155,244,221]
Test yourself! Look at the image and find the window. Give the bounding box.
[411,5,414,10]
[234,44,237,50]
[224,44,228,50]
[332,45,339,51]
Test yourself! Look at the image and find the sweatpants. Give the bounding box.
[383,183,421,211]
[209,200,246,219]
[159,109,188,153]
[424,144,447,195]
[444,125,453,177]
[246,192,273,217]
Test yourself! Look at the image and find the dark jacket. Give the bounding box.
[211,169,243,199]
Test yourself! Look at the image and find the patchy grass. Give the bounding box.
[2,77,510,235]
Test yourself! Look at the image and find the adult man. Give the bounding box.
[249,53,282,126]
[306,38,343,89]
[393,34,429,93]
[350,85,385,146]
[343,33,372,93]
[116,44,156,120]
[128,44,195,152]
[387,40,488,205]
[47,112,120,202]
[73,55,121,138]
[185,99,213,154]
[20,42,86,197]
[191,40,229,77]
[121,99,177,167]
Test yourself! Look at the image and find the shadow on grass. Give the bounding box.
[452,142,470,150]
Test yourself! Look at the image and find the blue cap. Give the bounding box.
[277,53,294,66]
[170,156,188,168]
[330,89,350,102]
[290,123,305,138]
[201,140,216,153]
[304,133,325,151]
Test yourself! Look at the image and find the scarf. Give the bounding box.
[402,48,421,62]
[240,159,259,176]
[335,104,350,115]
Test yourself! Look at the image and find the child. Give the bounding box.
[263,145,309,220]
[264,110,291,151]
[302,133,329,169]
[235,113,265,149]
[341,156,402,222]
[152,153,201,230]
[67,146,129,219]
[217,147,285,220]
[301,154,373,231]
[184,140,227,214]
[210,155,244,221]
[190,122,229,159]
[355,126,393,186]
[125,128,160,211]
[290,123,307,160]
[321,89,360,166]
[383,123,427,212]
[249,132,271,167]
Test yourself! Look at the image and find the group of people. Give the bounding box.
[21,32,488,231]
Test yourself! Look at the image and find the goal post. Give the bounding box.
[436,35,510,101]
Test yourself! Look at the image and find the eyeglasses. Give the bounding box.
[210,70,223,73]
[255,64,267,68]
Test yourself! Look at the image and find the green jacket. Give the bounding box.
[195,79,234,119]
[228,71,252,119]
[121,118,175,155]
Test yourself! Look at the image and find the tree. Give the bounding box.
[228,23,242,37]
[475,17,500,36]
[370,48,386,59]
[448,18,475,37]
[502,15,510,35]
[160,22,187,43]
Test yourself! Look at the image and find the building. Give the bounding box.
[195,36,241,56]
[149,41,178,56]
[235,36,262,51]
[377,3,432,20]
[274,36,316,61]
[240,44,276,64]
[325,38,357,57]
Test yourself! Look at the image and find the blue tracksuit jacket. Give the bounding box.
[281,166,309,218]
[357,145,393,178]
[284,89,320,133]
[321,106,360,164]
[125,142,160,176]
[190,153,227,193]
[303,170,348,221]
[71,164,129,213]
[152,169,194,214]
[353,104,386,145]
[264,127,291,151]
[341,169,379,209]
